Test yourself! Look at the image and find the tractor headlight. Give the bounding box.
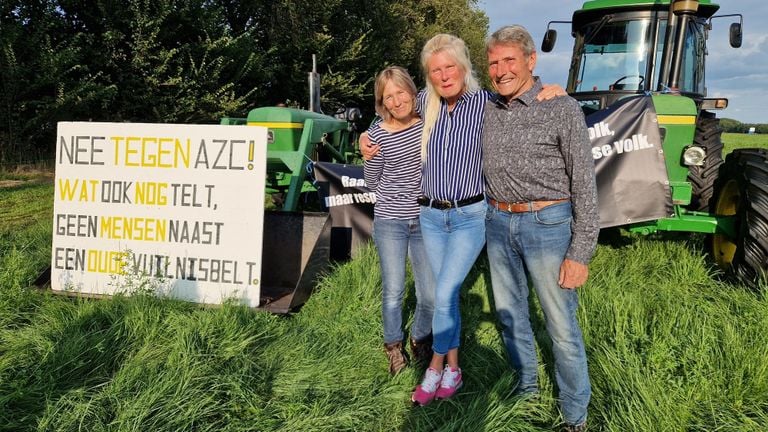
[683,146,706,166]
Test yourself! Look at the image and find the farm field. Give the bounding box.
[722,132,768,152]
[0,134,767,431]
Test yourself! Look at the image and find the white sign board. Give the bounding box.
[51,122,268,307]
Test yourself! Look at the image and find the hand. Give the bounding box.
[359,132,381,161]
[537,84,567,101]
[558,258,589,289]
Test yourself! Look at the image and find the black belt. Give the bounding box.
[417,194,484,210]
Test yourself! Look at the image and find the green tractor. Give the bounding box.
[221,56,362,212]
[219,56,364,311]
[542,0,767,285]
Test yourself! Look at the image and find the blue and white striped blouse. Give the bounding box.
[364,120,424,219]
[419,89,491,201]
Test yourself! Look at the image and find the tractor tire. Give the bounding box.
[711,148,768,286]
[687,111,724,211]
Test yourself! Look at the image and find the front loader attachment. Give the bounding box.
[258,211,332,313]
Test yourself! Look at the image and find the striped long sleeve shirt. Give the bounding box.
[364,120,424,219]
[419,89,491,201]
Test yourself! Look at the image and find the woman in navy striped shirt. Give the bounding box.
[364,66,435,376]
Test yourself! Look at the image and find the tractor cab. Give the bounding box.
[542,0,742,114]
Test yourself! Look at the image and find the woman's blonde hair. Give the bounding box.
[373,66,418,123]
[420,34,480,160]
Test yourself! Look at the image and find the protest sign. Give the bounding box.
[51,122,268,306]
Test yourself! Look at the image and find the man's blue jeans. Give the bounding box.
[419,201,486,355]
[485,202,590,426]
[373,217,435,344]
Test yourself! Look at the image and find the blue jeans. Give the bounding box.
[419,200,487,355]
[485,202,590,426]
[373,217,435,344]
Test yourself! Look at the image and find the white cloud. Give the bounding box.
[479,0,768,123]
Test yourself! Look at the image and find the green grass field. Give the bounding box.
[722,132,768,153]
[1,134,767,431]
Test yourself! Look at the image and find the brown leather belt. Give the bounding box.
[488,198,568,213]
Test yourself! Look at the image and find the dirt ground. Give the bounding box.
[0,166,54,188]
[0,180,25,188]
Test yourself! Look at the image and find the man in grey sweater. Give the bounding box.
[481,25,598,432]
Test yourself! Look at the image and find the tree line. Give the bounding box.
[0,0,489,164]
[720,118,768,134]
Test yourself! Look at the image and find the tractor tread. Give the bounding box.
[712,148,768,285]
[688,112,724,211]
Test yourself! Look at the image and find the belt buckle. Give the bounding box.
[438,200,451,209]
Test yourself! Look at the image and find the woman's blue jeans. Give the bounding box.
[373,217,435,344]
[485,202,590,426]
[419,201,487,355]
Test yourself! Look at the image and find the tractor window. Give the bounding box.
[574,19,651,92]
[680,21,706,94]
[652,20,706,94]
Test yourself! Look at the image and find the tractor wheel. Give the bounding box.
[711,148,768,286]
[687,111,724,211]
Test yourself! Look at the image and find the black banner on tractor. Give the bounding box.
[313,162,374,260]
[586,96,673,228]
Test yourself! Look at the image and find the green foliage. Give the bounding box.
[0,0,490,164]
[2,185,768,431]
[388,0,490,88]
[720,118,743,132]
[720,118,768,134]
[0,0,111,163]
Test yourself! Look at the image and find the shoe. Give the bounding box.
[384,341,409,375]
[435,366,463,399]
[563,422,587,432]
[411,367,442,406]
[409,335,433,364]
[511,383,539,399]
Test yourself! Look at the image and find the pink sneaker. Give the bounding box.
[435,367,463,399]
[411,367,442,406]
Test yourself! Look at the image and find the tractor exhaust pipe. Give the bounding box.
[669,0,699,90]
[659,0,699,91]
[657,2,678,91]
[308,54,323,113]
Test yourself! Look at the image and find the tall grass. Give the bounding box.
[2,236,766,431]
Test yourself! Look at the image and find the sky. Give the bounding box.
[479,0,768,124]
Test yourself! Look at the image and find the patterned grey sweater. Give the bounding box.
[481,78,599,264]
